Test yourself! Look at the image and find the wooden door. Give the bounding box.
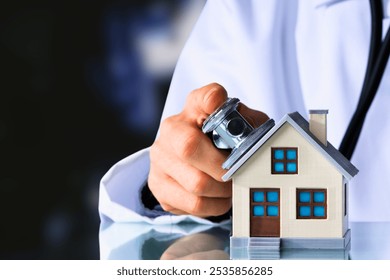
[250,188,280,237]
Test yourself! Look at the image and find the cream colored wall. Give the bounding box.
[231,123,345,238]
[232,183,250,236]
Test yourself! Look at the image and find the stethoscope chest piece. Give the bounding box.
[202,98,275,170]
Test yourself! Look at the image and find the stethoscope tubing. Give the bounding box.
[339,0,390,160]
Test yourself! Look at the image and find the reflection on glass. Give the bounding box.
[99,222,390,260]
[99,222,230,260]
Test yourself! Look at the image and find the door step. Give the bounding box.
[249,237,281,249]
[230,237,281,260]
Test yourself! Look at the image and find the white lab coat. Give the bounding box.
[99,0,390,223]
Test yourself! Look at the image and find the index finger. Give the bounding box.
[183,83,228,128]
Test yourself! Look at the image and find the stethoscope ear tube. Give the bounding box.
[362,0,383,84]
[339,0,390,160]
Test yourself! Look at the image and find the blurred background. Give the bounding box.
[0,0,205,259]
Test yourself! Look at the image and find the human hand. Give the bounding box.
[148,83,268,217]
[160,232,229,260]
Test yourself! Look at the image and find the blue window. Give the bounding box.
[286,149,297,160]
[313,192,325,203]
[274,149,284,160]
[267,206,278,216]
[253,206,264,216]
[267,192,279,202]
[272,147,298,174]
[297,189,327,219]
[314,206,325,217]
[253,191,264,202]
[274,162,284,172]
[287,162,297,173]
[299,192,311,203]
[299,206,311,217]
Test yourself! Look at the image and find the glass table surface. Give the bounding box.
[99,221,390,260]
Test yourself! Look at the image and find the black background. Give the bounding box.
[0,0,188,259]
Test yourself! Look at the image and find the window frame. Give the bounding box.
[296,188,327,219]
[250,188,280,218]
[271,147,298,174]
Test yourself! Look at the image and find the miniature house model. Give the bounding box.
[202,99,358,257]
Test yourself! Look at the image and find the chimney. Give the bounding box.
[309,110,328,146]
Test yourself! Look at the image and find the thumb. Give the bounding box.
[183,83,228,127]
[238,103,269,128]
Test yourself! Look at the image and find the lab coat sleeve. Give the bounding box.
[98,148,223,224]
[98,148,156,223]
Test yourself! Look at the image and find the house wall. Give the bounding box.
[232,123,346,238]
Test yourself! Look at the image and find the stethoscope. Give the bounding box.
[339,0,390,160]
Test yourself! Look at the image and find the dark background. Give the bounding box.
[0,0,204,259]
